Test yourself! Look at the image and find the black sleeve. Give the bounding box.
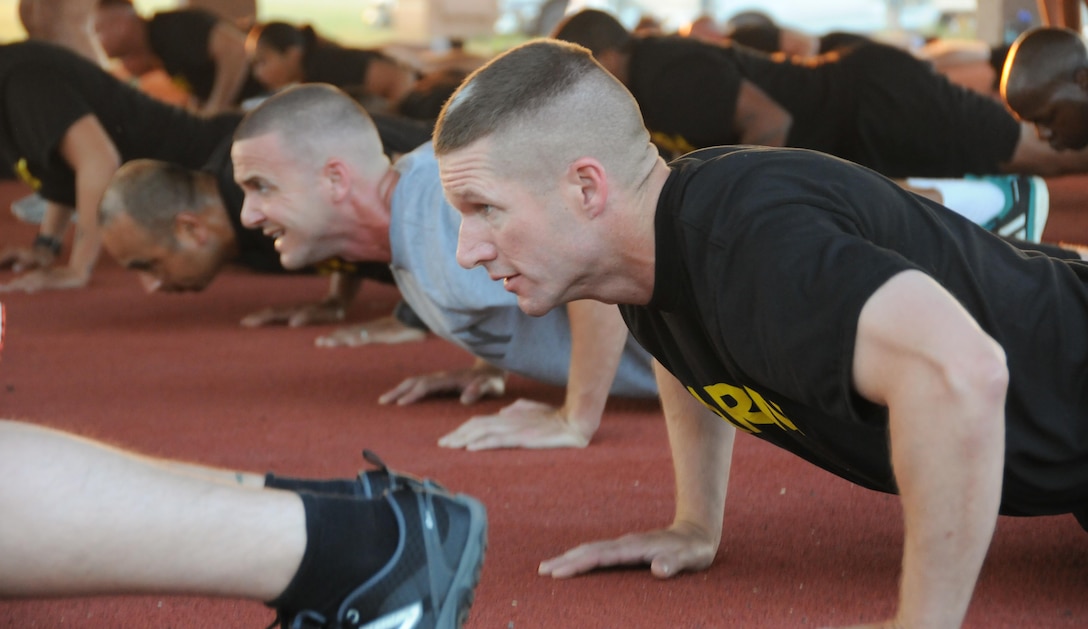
[3,66,94,204]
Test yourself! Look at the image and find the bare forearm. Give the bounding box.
[890,391,1005,627]
[66,161,117,277]
[656,362,733,538]
[203,25,248,114]
[562,300,631,436]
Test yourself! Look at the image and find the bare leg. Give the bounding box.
[0,419,304,600]
[19,0,107,65]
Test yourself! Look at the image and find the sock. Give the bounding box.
[263,472,358,496]
[907,177,1005,225]
[267,492,399,616]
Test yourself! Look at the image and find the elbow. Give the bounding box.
[945,339,1008,452]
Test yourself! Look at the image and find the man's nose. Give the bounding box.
[240,198,263,228]
[456,220,494,270]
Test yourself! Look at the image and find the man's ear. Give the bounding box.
[173,211,210,245]
[322,158,352,201]
[568,157,608,218]
[1074,67,1088,93]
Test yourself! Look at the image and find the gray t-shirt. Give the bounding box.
[388,143,657,397]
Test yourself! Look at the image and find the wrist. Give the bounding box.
[559,404,603,436]
[32,234,62,256]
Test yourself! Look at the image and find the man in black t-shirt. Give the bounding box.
[553,9,1088,180]
[433,40,1088,629]
[95,0,263,115]
[0,40,239,293]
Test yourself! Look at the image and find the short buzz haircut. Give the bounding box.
[234,83,389,180]
[1003,27,1088,112]
[551,9,632,57]
[433,39,654,189]
[99,159,211,243]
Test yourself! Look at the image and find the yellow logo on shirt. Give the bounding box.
[688,382,800,434]
[171,74,194,95]
[650,131,696,158]
[14,158,41,190]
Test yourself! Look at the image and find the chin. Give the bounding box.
[515,294,558,318]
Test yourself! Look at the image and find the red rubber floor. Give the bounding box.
[0,178,1084,628]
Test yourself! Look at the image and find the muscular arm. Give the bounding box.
[537,362,733,577]
[657,361,735,552]
[62,114,120,280]
[202,21,249,115]
[853,270,1007,628]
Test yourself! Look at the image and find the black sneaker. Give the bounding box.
[264,451,445,500]
[281,482,488,629]
[355,450,445,499]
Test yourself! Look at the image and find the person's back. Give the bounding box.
[147,8,263,105]
[0,40,238,206]
[626,35,854,156]
[626,34,1020,178]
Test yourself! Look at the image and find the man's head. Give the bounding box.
[1002,27,1088,150]
[231,83,391,270]
[95,0,154,75]
[434,39,660,315]
[551,9,632,80]
[100,160,237,293]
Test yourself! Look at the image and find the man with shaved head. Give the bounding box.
[97,110,433,339]
[1002,26,1088,152]
[433,39,1088,628]
[230,83,658,451]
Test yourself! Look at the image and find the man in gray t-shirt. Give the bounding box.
[231,84,657,450]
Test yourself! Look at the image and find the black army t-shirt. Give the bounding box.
[625,37,1020,178]
[620,146,1088,516]
[0,40,239,206]
[148,9,263,104]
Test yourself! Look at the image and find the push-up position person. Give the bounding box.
[95,0,263,115]
[433,40,1088,628]
[0,40,239,293]
[231,84,658,450]
[98,111,434,340]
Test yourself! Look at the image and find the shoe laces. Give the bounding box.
[265,608,330,629]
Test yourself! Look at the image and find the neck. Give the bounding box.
[339,167,398,264]
[594,158,668,306]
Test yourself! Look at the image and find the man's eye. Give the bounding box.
[480,204,494,216]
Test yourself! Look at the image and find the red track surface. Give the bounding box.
[0,178,1085,628]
